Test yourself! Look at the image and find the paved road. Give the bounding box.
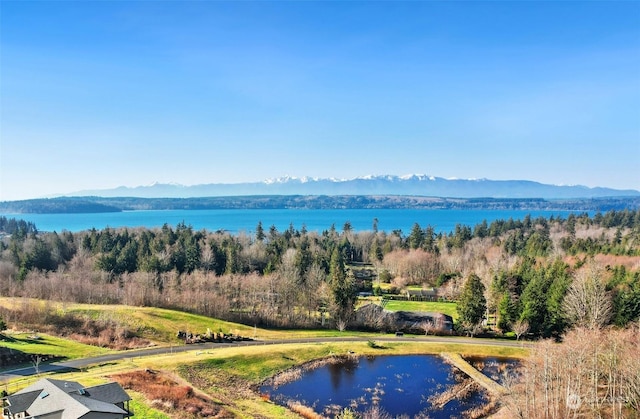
[0,335,530,383]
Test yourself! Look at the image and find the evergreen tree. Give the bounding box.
[116,240,139,273]
[473,219,489,238]
[457,274,487,329]
[423,225,437,252]
[329,247,356,327]
[342,221,353,235]
[294,236,312,283]
[544,260,571,337]
[369,238,383,263]
[268,224,278,241]
[519,271,550,336]
[184,238,201,274]
[408,223,424,250]
[497,292,516,332]
[224,243,239,275]
[255,221,265,242]
[612,273,640,326]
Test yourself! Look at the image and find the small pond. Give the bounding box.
[261,354,519,418]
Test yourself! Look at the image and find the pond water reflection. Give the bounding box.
[262,355,519,418]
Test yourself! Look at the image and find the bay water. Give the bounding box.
[1,208,585,234]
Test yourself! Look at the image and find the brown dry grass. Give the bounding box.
[0,301,152,350]
[112,369,233,418]
[286,401,324,419]
[68,329,151,351]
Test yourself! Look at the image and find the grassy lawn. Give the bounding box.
[383,300,459,320]
[127,392,172,419]
[68,304,381,342]
[0,332,112,360]
[66,304,260,342]
[0,297,384,345]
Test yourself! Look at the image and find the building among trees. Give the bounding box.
[354,303,453,333]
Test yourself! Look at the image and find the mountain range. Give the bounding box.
[66,175,639,199]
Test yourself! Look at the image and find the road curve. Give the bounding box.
[0,335,530,383]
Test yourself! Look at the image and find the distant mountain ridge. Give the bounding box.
[66,175,639,199]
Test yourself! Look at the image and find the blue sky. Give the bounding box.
[1,1,639,200]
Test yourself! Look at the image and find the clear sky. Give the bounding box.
[1,1,639,201]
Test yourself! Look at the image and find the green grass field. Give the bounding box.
[0,332,112,360]
[0,297,384,353]
[127,393,171,419]
[383,300,458,320]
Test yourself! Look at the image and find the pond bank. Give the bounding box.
[441,352,508,395]
[261,352,519,417]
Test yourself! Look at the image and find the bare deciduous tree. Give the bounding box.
[502,325,639,419]
[418,320,435,336]
[336,318,347,332]
[564,261,612,330]
[462,320,484,338]
[512,319,529,341]
[31,355,42,375]
[381,249,441,287]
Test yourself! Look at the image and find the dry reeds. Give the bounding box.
[112,369,232,418]
[287,401,324,419]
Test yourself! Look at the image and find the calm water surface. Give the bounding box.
[1,208,585,234]
[261,355,519,418]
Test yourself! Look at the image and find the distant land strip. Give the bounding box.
[1,195,639,214]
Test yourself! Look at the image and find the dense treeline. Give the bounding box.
[1,195,639,213]
[0,199,121,214]
[0,210,639,333]
[0,216,38,237]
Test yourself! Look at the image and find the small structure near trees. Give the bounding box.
[354,303,453,334]
[176,329,253,344]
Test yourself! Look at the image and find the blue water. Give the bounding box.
[1,208,584,234]
[261,355,505,418]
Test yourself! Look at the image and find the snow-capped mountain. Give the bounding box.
[64,175,640,199]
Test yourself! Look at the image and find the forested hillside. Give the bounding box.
[1,210,638,335]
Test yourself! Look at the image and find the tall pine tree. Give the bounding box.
[329,247,356,328]
[457,274,487,333]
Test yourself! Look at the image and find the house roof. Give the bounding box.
[82,381,131,404]
[3,390,40,415]
[406,289,437,296]
[354,303,454,332]
[5,378,129,419]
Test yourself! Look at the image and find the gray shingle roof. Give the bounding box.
[5,378,129,419]
[68,392,128,415]
[4,390,40,415]
[83,382,131,404]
